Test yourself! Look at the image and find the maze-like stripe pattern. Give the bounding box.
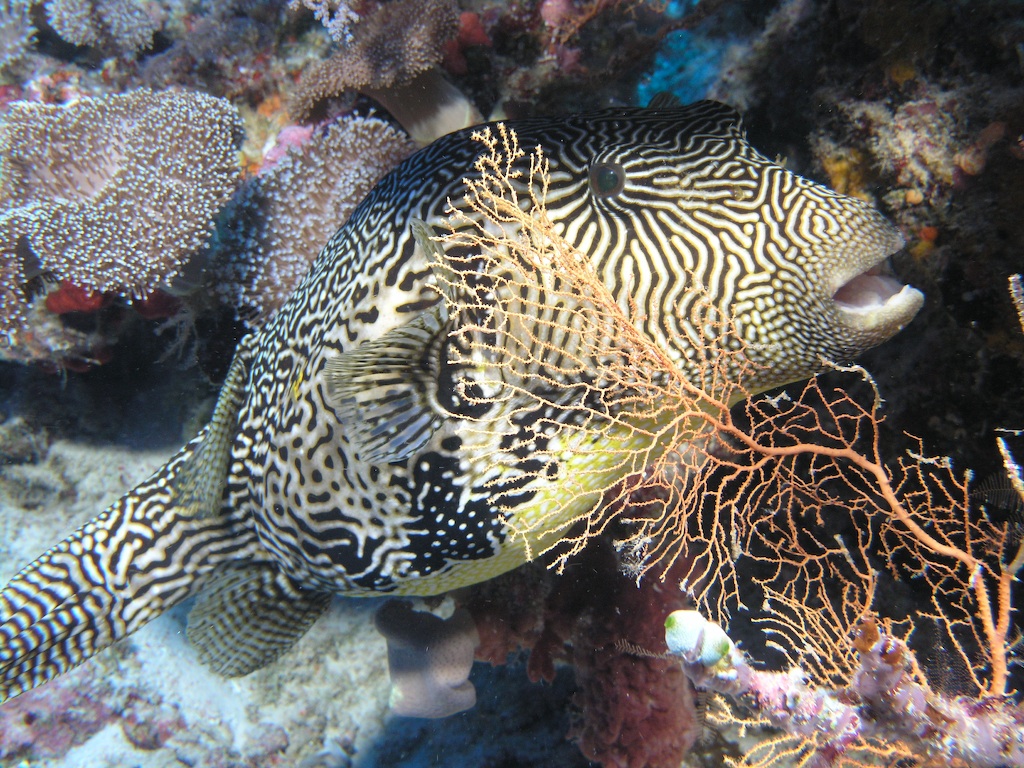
[0,432,263,701]
[1,101,912,701]
[235,101,904,596]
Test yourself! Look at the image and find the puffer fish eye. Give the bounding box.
[588,161,626,196]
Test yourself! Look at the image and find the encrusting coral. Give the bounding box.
[214,113,416,326]
[0,89,242,360]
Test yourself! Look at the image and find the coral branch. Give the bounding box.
[667,610,1024,768]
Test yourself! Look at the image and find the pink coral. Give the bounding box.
[672,614,1024,767]
[0,667,116,759]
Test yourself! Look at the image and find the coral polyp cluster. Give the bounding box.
[0,90,242,297]
[214,114,415,326]
[42,0,163,55]
[0,89,242,364]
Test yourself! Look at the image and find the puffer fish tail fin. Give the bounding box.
[0,350,259,704]
[187,563,332,677]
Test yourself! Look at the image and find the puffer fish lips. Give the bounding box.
[828,229,923,338]
[813,196,924,356]
[714,177,923,394]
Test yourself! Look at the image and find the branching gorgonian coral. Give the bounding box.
[429,127,1024,766]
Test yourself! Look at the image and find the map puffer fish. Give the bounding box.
[0,100,923,700]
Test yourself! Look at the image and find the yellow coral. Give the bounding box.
[819,148,873,202]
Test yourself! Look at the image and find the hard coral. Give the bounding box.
[816,88,1020,211]
[214,114,414,326]
[139,8,285,104]
[0,665,116,759]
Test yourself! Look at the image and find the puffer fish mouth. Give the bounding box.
[831,258,924,334]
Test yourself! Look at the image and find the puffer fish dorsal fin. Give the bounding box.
[186,564,332,677]
[324,303,451,464]
[170,348,249,518]
[646,92,682,110]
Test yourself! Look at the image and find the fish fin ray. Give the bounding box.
[646,92,682,110]
[187,565,331,677]
[170,348,249,518]
[324,304,452,463]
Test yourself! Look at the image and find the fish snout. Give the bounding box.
[827,223,924,344]
[832,268,924,337]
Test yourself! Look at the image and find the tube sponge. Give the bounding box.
[373,600,480,719]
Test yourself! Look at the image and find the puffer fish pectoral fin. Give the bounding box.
[186,564,331,677]
[324,303,452,464]
[170,347,249,518]
[0,430,263,704]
